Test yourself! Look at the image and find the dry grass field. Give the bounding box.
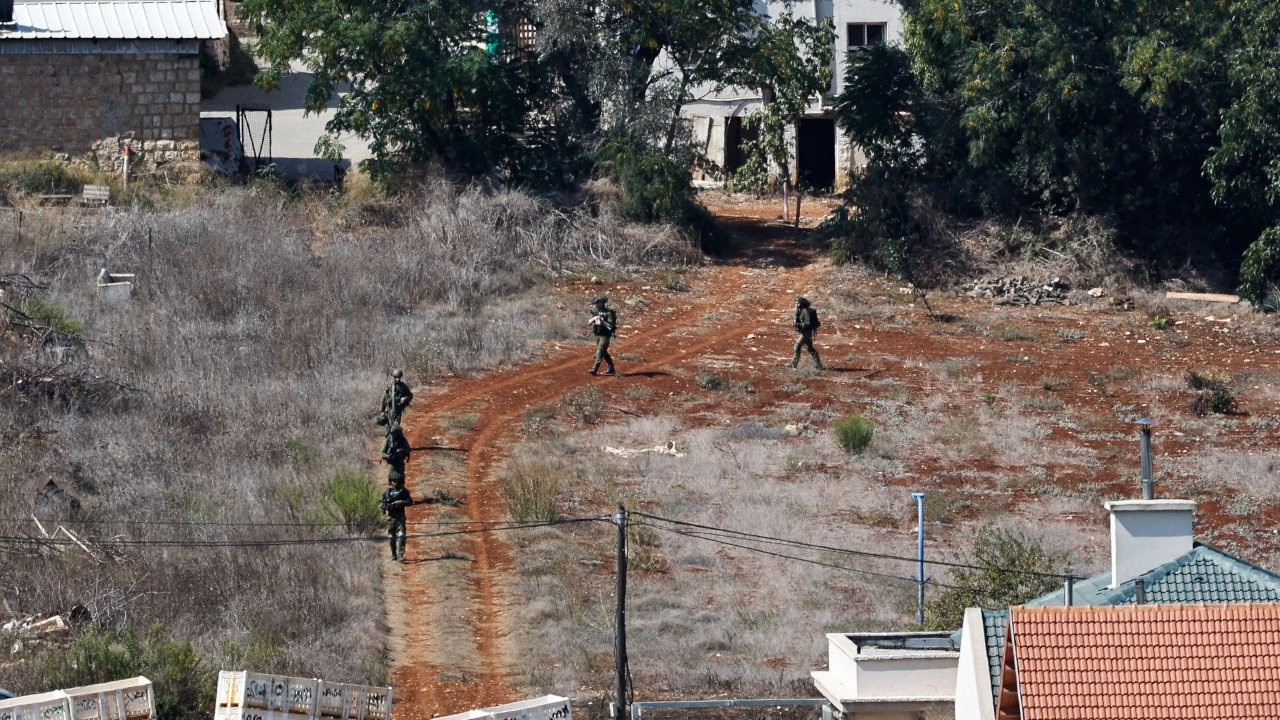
[2,183,1277,720]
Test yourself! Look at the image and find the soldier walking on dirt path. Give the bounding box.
[587,295,618,376]
[380,369,413,426]
[380,472,412,562]
[381,421,411,479]
[790,296,824,370]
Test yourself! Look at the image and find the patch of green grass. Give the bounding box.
[1149,314,1171,330]
[318,470,382,532]
[656,268,687,291]
[18,295,85,336]
[1057,328,1084,341]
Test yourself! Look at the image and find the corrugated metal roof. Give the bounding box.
[0,1,225,40]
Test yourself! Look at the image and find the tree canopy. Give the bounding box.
[836,0,1280,303]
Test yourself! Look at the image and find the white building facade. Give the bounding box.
[681,0,903,191]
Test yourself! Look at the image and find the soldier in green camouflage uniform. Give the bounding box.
[381,369,413,425]
[790,296,824,370]
[380,471,412,561]
[381,422,411,479]
[588,295,617,376]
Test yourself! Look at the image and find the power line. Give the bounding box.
[633,520,975,592]
[0,517,530,528]
[633,511,1075,582]
[0,516,609,549]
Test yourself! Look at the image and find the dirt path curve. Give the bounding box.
[384,208,826,720]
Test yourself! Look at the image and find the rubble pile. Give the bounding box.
[966,276,1071,305]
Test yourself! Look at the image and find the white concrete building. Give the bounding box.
[681,0,903,191]
[810,632,957,719]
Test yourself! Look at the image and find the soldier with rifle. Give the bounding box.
[379,369,413,426]
[587,295,618,376]
[790,296,824,370]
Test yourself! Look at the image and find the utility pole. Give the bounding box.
[913,492,925,627]
[615,504,629,720]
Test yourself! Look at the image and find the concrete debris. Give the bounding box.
[966,276,1071,306]
[603,441,683,458]
[1088,287,1105,298]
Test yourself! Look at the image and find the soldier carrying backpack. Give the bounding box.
[790,296,824,370]
[587,295,618,376]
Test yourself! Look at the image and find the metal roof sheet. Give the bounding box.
[0,1,225,40]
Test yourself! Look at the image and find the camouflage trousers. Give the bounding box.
[591,335,615,374]
[388,517,407,559]
[791,332,823,369]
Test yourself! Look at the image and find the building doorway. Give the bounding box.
[724,116,759,175]
[796,118,835,192]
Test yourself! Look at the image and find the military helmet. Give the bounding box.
[593,295,608,305]
[392,368,403,378]
[795,296,810,308]
[388,468,405,483]
[389,422,402,434]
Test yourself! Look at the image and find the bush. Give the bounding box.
[925,528,1069,630]
[500,453,563,522]
[1238,225,1280,308]
[18,295,85,336]
[1187,371,1238,416]
[0,160,75,195]
[320,470,383,532]
[696,370,727,391]
[834,414,874,454]
[565,386,604,424]
[43,625,215,720]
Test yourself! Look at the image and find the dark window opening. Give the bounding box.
[847,23,886,48]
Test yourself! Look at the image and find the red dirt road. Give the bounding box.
[384,199,1280,718]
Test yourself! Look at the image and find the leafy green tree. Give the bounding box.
[924,527,1069,631]
[43,625,215,720]
[239,0,586,183]
[1205,0,1280,304]
[723,12,834,205]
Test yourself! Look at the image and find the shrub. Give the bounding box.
[18,295,85,336]
[43,625,215,720]
[834,414,874,454]
[321,470,383,532]
[565,386,604,424]
[1187,370,1238,415]
[0,160,75,195]
[1149,314,1170,330]
[500,454,564,522]
[696,370,727,391]
[925,528,1069,630]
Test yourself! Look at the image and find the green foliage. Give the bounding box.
[0,160,75,195]
[835,0,1278,290]
[239,0,587,185]
[1149,314,1171,330]
[834,414,874,455]
[1186,371,1238,416]
[43,625,215,720]
[925,527,1069,630]
[1237,226,1280,307]
[19,295,85,336]
[600,142,722,247]
[320,470,383,532]
[724,13,835,192]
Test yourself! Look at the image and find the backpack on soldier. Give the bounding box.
[808,307,821,331]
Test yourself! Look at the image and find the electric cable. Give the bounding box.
[634,511,1077,581]
[633,519,976,592]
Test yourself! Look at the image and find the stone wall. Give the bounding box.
[0,52,202,171]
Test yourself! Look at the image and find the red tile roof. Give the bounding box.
[1003,603,1280,719]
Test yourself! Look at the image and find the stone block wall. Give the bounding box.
[0,52,202,171]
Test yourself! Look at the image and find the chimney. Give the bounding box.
[1106,498,1194,587]
[0,0,13,25]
